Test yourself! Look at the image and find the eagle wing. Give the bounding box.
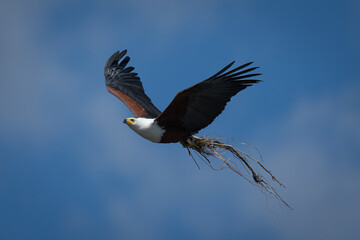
[105,50,161,118]
[155,61,261,134]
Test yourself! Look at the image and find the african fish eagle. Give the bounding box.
[103,52,293,209]
[104,50,260,144]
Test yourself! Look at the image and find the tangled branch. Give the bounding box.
[181,136,292,210]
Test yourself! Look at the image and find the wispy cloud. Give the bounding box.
[249,85,360,239]
[1,1,359,239]
[0,0,79,143]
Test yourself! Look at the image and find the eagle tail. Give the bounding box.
[180,136,292,210]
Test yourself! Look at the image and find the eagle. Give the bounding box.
[104,50,260,144]
[104,50,291,209]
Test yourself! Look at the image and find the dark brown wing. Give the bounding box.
[105,50,161,118]
[155,61,261,135]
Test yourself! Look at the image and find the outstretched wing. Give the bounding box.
[105,50,161,118]
[155,61,261,134]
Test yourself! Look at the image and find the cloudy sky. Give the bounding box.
[1,0,360,239]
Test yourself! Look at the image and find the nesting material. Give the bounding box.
[181,136,292,210]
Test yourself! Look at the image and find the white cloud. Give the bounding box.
[0,0,79,143]
[250,85,360,240]
[2,1,359,239]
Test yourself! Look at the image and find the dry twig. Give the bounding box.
[181,136,292,210]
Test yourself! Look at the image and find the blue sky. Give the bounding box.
[1,0,360,239]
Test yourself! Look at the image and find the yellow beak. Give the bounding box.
[123,118,133,124]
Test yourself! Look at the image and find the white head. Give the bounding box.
[123,117,165,142]
[123,117,144,131]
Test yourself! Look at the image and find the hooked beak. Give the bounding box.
[123,118,133,124]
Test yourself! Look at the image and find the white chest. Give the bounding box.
[127,118,165,143]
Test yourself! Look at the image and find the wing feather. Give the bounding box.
[105,50,161,118]
[156,61,261,137]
